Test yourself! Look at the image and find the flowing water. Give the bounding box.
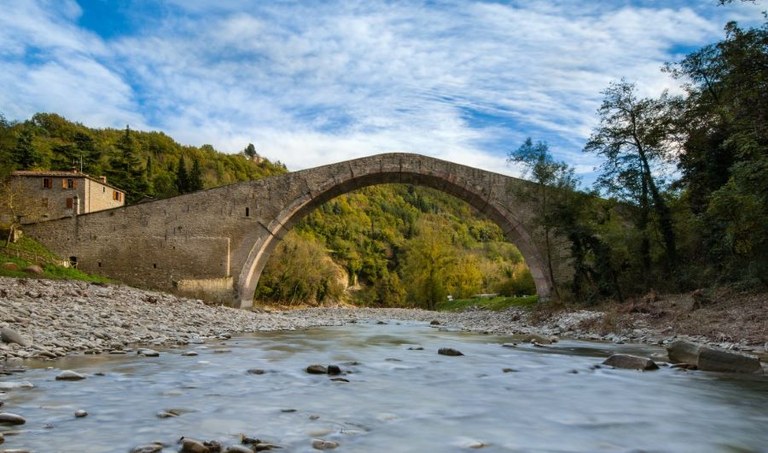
[2,320,767,452]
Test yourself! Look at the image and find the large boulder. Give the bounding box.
[602,354,659,371]
[666,340,701,365]
[697,347,762,374]
[666,340,762,374]
[1,327,31,347]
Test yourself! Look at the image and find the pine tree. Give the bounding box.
[189,158,203,192]
[13,129,38,170]
[176,155,189,194]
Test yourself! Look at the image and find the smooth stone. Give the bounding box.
[0,412,26,425]
[312,439,340,450]
[327,364,341,375]
[179,438,209,453]
[666,340,701,365]
[137,348,160,357]
[0,381,34,390]
[74,409,88,418]
[56,370,86,381]
[407,346,424,350]
[438,347,464,356]
[602,354,659,371]
[224,446,255,453]
[23,264,43,275]
[182,351,199,356]
[697,347,762,374]
[1,327,31,347]
[247,368,265,375]
[130,444,164,453]
[306,364,327,374]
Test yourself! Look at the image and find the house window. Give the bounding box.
[66,197,74,209]
[41,198,48,208]
[62,178,76,189]
[113,191,122,202]
[42,178,52,189]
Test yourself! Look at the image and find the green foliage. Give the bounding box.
[254,232,346,305]
[0,237,111,283]
[257,184,536,308]
[0,112,287,202]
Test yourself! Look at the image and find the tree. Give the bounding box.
[176,155,189,194]
[584,80,679,282]
[400,217,456,309]
[244,143,257,159]
[508,138,579,298]
[667,19,768,284]
[13,128,39,170]
[109,125,149,202]
[0,177,45,245]
[189,158,204,192]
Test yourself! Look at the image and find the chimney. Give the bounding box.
[100,176,107,184]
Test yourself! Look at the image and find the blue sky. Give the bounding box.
[0,1,764,182]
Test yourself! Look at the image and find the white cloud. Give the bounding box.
[1,0,761,184]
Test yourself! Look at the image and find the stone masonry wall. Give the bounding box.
[24,153,574,307]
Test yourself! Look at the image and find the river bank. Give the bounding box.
[0,276,766,363]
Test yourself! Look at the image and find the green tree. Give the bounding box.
[667,19,768,284]
[584,80,679,283]
[13,128,39,170]
[189,158,204,192]
[508,138,578,298]
[244,143,257,159]
[401,217,456,309]
[176,155,189,194]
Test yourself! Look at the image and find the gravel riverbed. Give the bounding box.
[1,276,766,363]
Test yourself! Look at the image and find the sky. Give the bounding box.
[0,0,764,183]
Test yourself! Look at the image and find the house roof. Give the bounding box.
[11,170,126,193]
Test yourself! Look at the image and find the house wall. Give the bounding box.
[11,174,125,222]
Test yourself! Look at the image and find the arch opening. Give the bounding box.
[236,171,552,308]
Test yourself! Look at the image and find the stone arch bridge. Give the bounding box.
[25,153,573,308]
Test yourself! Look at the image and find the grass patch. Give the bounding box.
[0,237,111,283]
[435,295,538,312]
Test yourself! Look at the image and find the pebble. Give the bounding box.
[74,409,88,418]
[0,412,26,425]
[312,439,340,450]
[306,364,327,374]
[438,347,464,356]
[56,370,86,381]
[0,277,759,364]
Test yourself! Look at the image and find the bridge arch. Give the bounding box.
[236,155,553,308]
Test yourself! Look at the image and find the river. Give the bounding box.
[2,320,767,452]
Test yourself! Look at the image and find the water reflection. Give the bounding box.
[2,320,766,452]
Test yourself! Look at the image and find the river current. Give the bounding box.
[2,320,767,452]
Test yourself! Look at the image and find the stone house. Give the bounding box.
[9,170,126,223]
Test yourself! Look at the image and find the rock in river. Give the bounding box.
[602,354,659,371]
[0,412,26,425]
[438,347,464,356]
[56,370,86,381]
[667,340,762,374]
[312,439,339,450]
[306,364,328,374]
